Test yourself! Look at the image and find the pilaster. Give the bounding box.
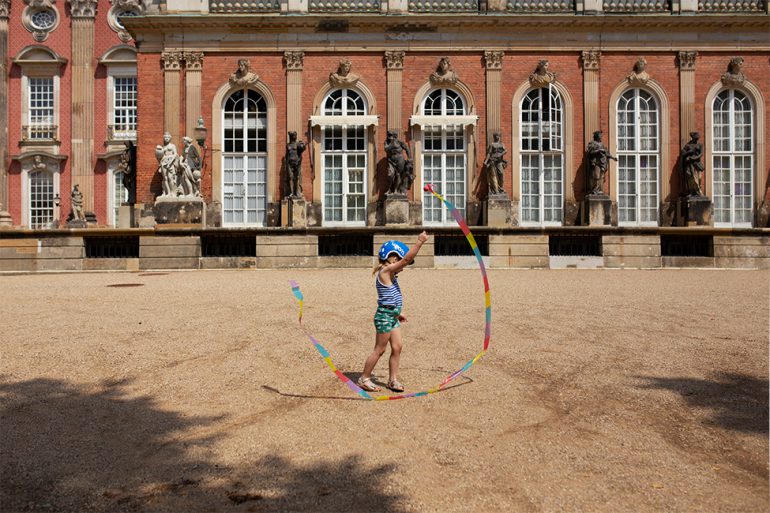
[483,50,504,141]
[284,51,304,135]
[70,0,97,215]
[0,0,9,221]
[581,50,601,147]
[385,50,405,133]
[678,51,697,147]
[162,51,183,144]
[184,51,203,139]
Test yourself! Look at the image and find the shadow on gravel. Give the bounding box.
[0,377,407,513]
[635,372,769,434]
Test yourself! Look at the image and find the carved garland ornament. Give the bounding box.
[22,0,60,42]
[384,51,405,70]
[721,56,746,86]
[627,58,650,86]
[529,59,556,87]
[284,51,305,71]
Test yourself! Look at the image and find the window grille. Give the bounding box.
[201,234,256,257]
[549,235,602,256]
[660,235,713,257]
[85,237,140,258]
[29,170,55,229]
[113,77,137,139]
[318,234,373,256]
[28,77,55,140]
[434,234,488,256]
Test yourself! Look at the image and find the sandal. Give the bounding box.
[357,376,381,392]
[387,379,405,393]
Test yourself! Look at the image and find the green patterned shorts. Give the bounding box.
[374,305,402,334]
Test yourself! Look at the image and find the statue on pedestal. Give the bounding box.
[385,130,413,196]
[484,132,507,195]
[180,136,202,197]
[285,131,307,198]
[71,184,85,221]
[117,141,136,204]
[681,132,704,197]
[155,132,179,197]
[586,130,616,196]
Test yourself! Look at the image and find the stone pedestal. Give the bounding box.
[582,194,612,226]
[484,194,512,227]
[0,207,12,227]
[153,196,205,225]
[67,219,87,228]
[384,194,409,226]
[677,195,713,227]
[118,205,134,228]
[281,197,307,227]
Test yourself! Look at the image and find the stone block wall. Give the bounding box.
[256,234,318,268]
[603,235,662,268]
[489,234,549,268]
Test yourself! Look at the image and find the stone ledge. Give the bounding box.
[489,255,549,268]
[139,257,202,270]
[604,256,662,268]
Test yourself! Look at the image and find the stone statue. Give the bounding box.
[285,131,307,198]
[385,130,414,196]
[329,58,360,87]
[155,132,179,197]
[180,136,202,197]
[229,59,259,86]
[721,56,745,86]
[529,60,556,87]
[430,57,458,85]
[117,141,136,204]
[681,132,705,197]
[586,130,617,196]
[32,155,47,172]
[71,184,85,221]
[627,57,650,86]
[484,132,507,196]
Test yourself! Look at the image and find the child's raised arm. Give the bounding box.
[385,231,429,274]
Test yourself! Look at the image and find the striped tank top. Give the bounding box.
[376,271,403,308]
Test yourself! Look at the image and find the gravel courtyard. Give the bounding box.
[1,268,767,513]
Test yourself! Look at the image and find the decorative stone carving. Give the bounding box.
[385,130,414,196]
[108,0,144,42]
[384,50,405,70]
[26,0,53,9]
[69,0,97,18]
[484,132,507,196]
[155,132,179,197]
[529,59,556,87]
[180,137,202,197]
[581,50,601,71]
[22,0,60,42]
[0,0,11,19]
[161,51,182,71]
[31,155,48,172]
[70,184,85,221]
[184,52,204,71]
[285,131,307,199]
[721,57,746,86]
[329,59,360,87]
[483,51,504,71]
[586,130,617,196]
[627,58,650,86]
[680,132,705,197]
[284,51,304,71]
[430,57,458,85]
[229,59,259,86]
[677,51,697,71]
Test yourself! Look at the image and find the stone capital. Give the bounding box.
[161,51,183,71]
[0,0,10,19]
[69,0,98,18]
[677,51,698,71]
[581,50,601,71]
[483,51,504,71]
[284,51,305,71]
[384,50,405,70]
[184,52,204,71]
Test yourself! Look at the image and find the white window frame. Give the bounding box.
[419,89,468,226]
[221,88,269,227]
[320,89,368,227]
[615,88,660,227]
[711,89,754,228]
[22,74,59,142]
[107,160,129,227]
[107,66,138,141]
[519,85,564,227]
[21,161,60,229]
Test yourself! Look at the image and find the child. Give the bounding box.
[358,231,429,393]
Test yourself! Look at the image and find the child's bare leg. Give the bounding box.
[388,328,403,382]
[362,332,391,379]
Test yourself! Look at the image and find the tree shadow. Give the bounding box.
[0,376,408,512]
[634,372,769,434]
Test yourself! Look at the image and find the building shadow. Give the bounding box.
[634,372,769,434]
[0,376,407,512]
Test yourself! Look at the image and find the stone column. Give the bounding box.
[284,51,304,135]
[581,50,601,148]
[384,51,405,133]
[0,0,10,224]
[483,51,504,141]
[70,0,98,218]
[162,51,183,145]
[184,51,203,139]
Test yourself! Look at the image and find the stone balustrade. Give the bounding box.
[505,0,574,11]
[309,0,380,11]
[603,0,670,11]
[209,0,280,13]
[408,0,478,11]
[699,0,765,10]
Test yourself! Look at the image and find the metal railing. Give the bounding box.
[107,124,137,142]
[22,125,58,142]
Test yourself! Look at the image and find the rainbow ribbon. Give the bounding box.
[289,183,491,401]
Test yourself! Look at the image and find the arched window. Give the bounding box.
[422,89,467,225]
[616,89,659,225]
[520,86,563,225]
[712,89,753,226]
[29,169,55,229]
[222,89,268,226]
[321,89,367,225]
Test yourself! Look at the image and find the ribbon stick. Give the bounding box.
[288,183,491,401]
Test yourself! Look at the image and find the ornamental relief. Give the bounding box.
[384,51,405,70]
[581,50,601,71]
[483,51,504,71]
[284,51,304,71]
[677,51,697,70]
[108,0,144,43]
[22,0,60,42]
[0,0,9,19]
[69,0,97,18]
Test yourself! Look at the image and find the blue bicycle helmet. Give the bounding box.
[378,240,409,261]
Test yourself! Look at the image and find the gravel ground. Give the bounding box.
[0,268,768,513]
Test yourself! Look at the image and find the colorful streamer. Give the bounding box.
[288,183,491,400]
